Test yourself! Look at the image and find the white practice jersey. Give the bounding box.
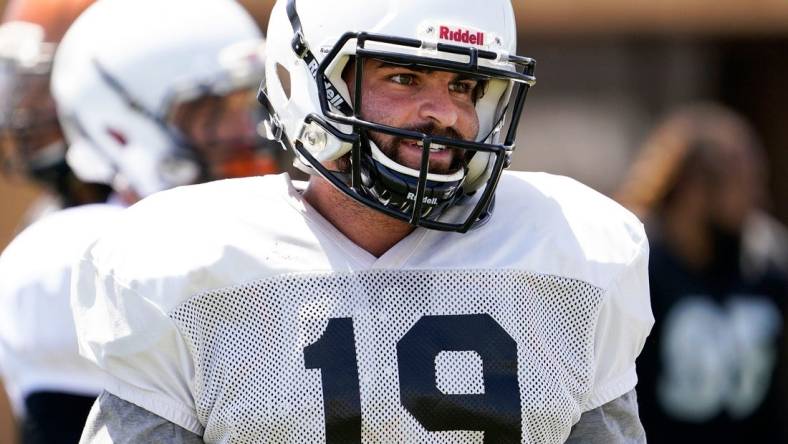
[0,203,124,417]
[72,172,653,443]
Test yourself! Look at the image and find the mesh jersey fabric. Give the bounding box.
[72,172,653,443]
[0,203,124,417]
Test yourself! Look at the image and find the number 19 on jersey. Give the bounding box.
[304,314,522,443]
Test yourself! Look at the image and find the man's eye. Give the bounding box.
[449,81,476,95]
[389,74,415,86]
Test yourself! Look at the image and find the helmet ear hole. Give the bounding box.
[275,63,292,100]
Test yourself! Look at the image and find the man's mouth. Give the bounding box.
[398,140,455,169]
[416,140,448,153]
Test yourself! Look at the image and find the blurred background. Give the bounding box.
[0,0,786,443]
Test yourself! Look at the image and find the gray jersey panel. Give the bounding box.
[566,389,646,444]
[79,391,203,444]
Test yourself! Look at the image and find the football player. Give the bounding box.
[0,0,276,442]
[73,0,653,443]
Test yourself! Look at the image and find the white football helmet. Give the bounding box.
[52,0,272,198]
[261,0,535,232]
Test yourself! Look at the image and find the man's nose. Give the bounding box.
[417,85,460,130]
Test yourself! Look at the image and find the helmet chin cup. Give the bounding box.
[359,141,465,221]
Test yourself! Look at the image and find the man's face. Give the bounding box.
[170,88,278,179]
[344,58,481,175]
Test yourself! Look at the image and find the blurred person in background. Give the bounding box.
[0,0,111,226]
[617,102,788,443]
[0,0,280,441]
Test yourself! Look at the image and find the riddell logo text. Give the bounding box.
[439,26,484,46]
[406,192,439,206]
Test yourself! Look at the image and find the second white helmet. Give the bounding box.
[52,0,270,198]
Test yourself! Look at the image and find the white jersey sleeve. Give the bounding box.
[500,172,653,412]
[72,256,202,434]
[72,187,224,435]
[585,233,650,410]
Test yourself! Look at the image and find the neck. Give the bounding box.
[302,176,415,257]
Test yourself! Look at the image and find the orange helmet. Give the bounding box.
[2,0,94,42]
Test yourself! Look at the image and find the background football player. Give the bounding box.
[0,0,110,225]
[617,103,788,443]
[0,0,279,442]
[73,0,652,442]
